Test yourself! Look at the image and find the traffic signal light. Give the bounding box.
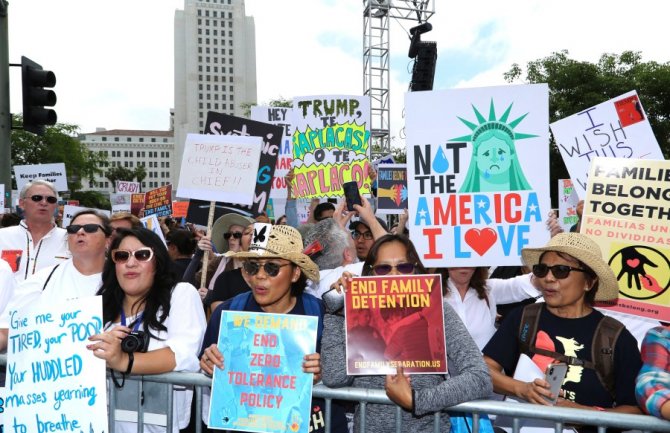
[21,56,57,135]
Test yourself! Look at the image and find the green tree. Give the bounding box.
[69,190,111,209]
[105,166,136,192]
[134,164,147,191]
[505,50,670,205]
[241,97,292,118]
[10,115,107,191]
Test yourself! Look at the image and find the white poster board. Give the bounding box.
[13,163,68,192]
[405,84,550,267]
[116,181,141,194]
[140,214,167,246]
[251,106,294,200]
[110,193,132,213]
[5,296,107,432]
[62,205,111,227]
[550,90,664,199]
[177,134,262,205]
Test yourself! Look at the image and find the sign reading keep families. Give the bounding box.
[376,164,408,214]
[291,95,371,199]
[405,84,550,267]
[582,157,670,322]
[208,311,317,433]
[5,296,107,432]
[550,91,664,199]
[13,163,68,192]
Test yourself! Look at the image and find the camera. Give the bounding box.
[121,331,150,353]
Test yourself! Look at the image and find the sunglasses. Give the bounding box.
[224,231,243,240]
[66,224,104,234]
[242,261,291,277]
[371,262,416,276]
[532,264,588,280]
[111,247,154,264]
[352,231,374,240]
[29,194,58,204]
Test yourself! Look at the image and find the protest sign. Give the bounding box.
[110,193,131,214]
[185,199,254,227]
[13,163,68,192]
[144,184,173,218]
[5,296,106,432]
[116,180,141,194]
[208,311,317,433]
[177,134,262,206]
[371,154,395,171]
[582,157,670,322]
[204,112,283,215]
[62,205,110,227]
[251,106,294,200]
[550,91,664,199]
[130,193,145,216]
[140,214,167,245]
[406,84,550,267]
[346,274,445,375]
[291,95,371,199]
[376,164,407,214]
[558,179,580,232]
[172,201,189,218]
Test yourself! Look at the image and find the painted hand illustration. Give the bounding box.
[617,246,658,291]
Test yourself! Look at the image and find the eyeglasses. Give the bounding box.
[224,231,243,240]
[371,262,416,276]
[29,194,58,204]
[111,247,154,264]
[532,264,589,280]
[352,231,373,240]
[242,261,291,277]
[66,224,104,234]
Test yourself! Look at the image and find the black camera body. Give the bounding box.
[121,331,150,353]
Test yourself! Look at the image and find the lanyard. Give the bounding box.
[120,310,144,332]
[23,222,45,280]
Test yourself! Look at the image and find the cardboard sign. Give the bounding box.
[116,180,141,194]
[14,163,68,192]
[558,179,580,232]
[62,205,110,227]
[376,164,408,214]
[177,134,262,206]
[550,91,664,199]
[291,95,372,199]
[110,193,131,214]
[406,84,550,267]
[346,274,446,375]
[250,106,294,200]
[144,185,173,218]
[208,311,317,433]
[583,157,670,322]
[5,296,107,433]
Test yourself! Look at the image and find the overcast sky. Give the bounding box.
[8,0,669,146]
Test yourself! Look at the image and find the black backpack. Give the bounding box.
[517,303,624,400]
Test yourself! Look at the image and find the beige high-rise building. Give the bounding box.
[173,0,257,187]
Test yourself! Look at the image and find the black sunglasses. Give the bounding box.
[111,247,154,264]
[30,194,58,204]
[242,261,291,277]
[371,262,416,276]
[66,224,104,234]
[224,231,243,240]
[532,264,588,280]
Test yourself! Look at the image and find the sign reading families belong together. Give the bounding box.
[406,84,550,267]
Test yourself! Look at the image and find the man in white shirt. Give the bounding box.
[0,179,68,281]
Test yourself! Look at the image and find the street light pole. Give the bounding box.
[0,0,11,208]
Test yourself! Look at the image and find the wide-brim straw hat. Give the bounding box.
[211,213,255,253]
[521,232,618,302]
[226,223,320,283]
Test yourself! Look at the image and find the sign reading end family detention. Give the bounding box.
[177,134,263,205]
[209,311,317,433]
[5,296,107,432]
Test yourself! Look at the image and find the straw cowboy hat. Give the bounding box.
[210,213,255,253]
[226,223,320,282]
[521,232,619,302]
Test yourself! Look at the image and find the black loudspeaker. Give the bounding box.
[410,42,437,92]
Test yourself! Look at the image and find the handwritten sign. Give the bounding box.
[5,296,107,432]
[583,157,670,322]
[172,201,189,218]
[251,106,294,200]
[558,179,580,232]
[144,184,173,218]
[116,181,141,194]
[291,95,371,199]
[550,91,664,199]
[110,193,131,214]
[209,311,317,433]
[177,134,262,205]
[13,163,68,192]
[406,84,550,267]
[62,205,110,227]
[376,164,408,214]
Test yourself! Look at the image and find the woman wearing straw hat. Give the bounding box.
[483,233,643,417]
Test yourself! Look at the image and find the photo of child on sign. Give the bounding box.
[405,84,551,267]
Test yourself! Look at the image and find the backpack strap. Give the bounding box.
[42,264,61,291]
[591,315,624,400]
[518,302,543,355]
[228,291,253,311]
[301,293,324,344]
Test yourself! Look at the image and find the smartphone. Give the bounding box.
[322,287,345,314]
[342,181,362,211]
[543,363,568,405]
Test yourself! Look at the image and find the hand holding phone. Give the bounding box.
[543,363,568,405]
[342,181,362,211]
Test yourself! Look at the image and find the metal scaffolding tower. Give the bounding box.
[363,0,434,157]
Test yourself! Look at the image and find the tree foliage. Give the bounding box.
[10,115,107,191]
[105,166,136,192]
[505,50,670,204]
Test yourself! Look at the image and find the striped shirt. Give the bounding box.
[635,326,670,418]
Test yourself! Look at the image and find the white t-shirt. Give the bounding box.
[308,262,365,300]
[0,222,69,282]
[108,282,206,433]
[0,259,17,317]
